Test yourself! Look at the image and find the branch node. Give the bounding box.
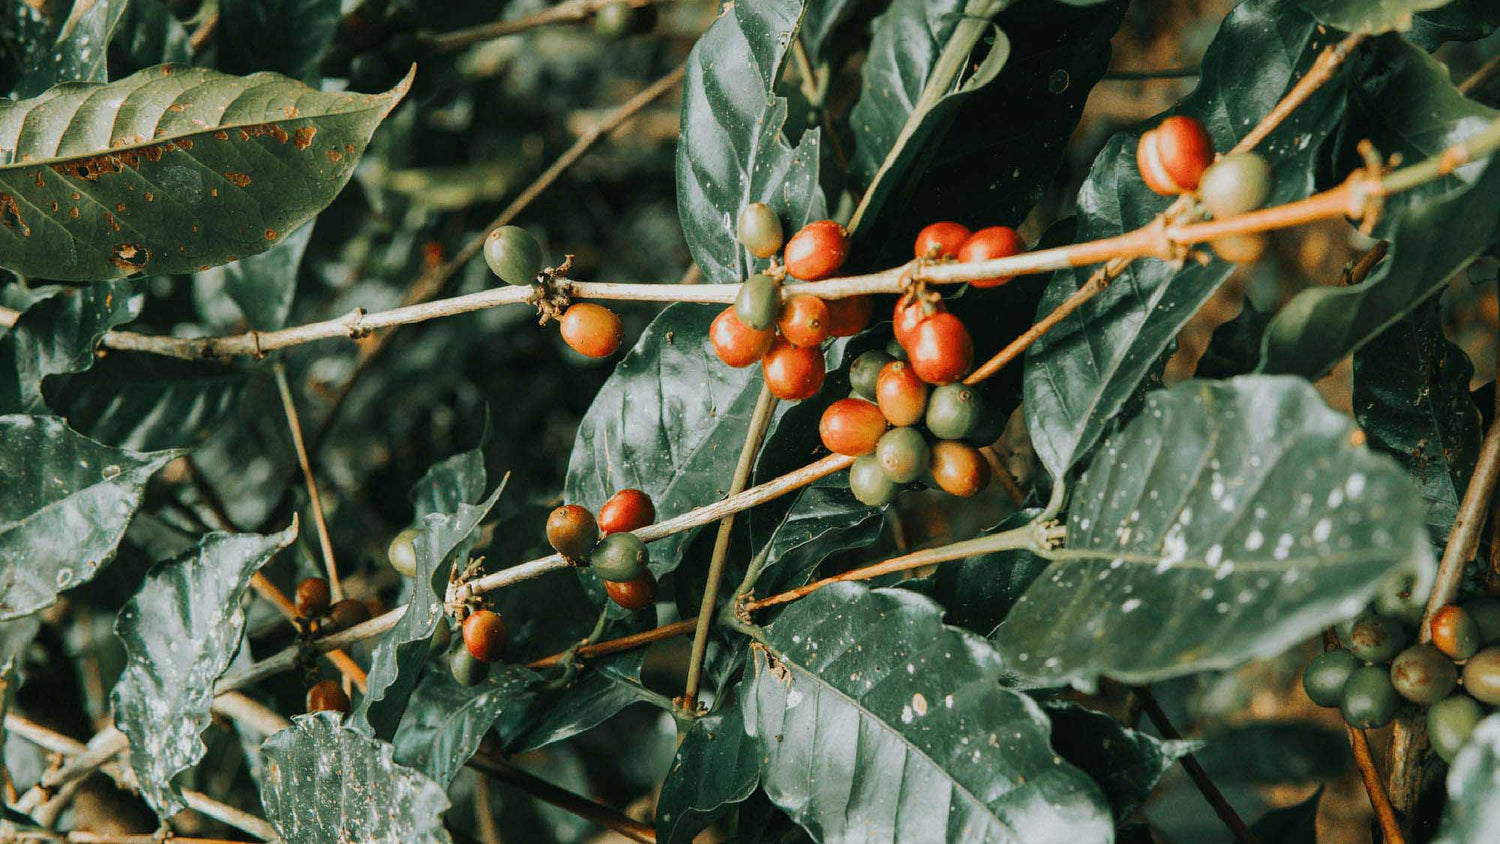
[529,256,576,325]
[343,308,372,340]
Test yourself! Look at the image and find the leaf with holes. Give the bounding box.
[0,280,140,414]
[392,664,540,787]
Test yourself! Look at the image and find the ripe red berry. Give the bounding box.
[783,220,850,281]
[957,226,1025,288]
[778,294,831,347]
[463,609,509,663]
[325,598,372,634]
[893,295,946,350]
[711,306,776,368]
[908,313,973,384]
[306,679,351,715]
[819,398,888,456]
[546,505,599,560]
[875,360,928,427]
[913,222,971,259]
[929,441,991,498]
[1137,115,1214,195]
[605,570,658,610]
[826,295,873,337]
[559,303,623,358]
[598,488,655,535]
[295,577,331,618]
[762,337,825,401]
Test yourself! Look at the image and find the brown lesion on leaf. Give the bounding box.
[52,139,191,182]
[103,211,120,232]
[214,131,229,141]
[282,106,301,118]
[68,207,80,219]
[144,192,154,202]
[265,229,278,240]
[294,126,317,150]
[325,149,343,163]
[344,144,355,153]
[110,243,149,272]
[167,103,189,112]
[31,170,44,188]
[114,203,126,212]
[239,124,290,144]
[223,172,251,187]
[0,193,30,236]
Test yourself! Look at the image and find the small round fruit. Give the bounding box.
[295,577,332,618]
[876,427,930,485]
[1198,152,1272,218]
[849,455,897,506]
[1462,647,1500,705]
[1432,604,1481,661]
[592,533,650,582]
[762,338,826,400]
[593,1,632,38]
[326,599,372,634]
[929,441,991,498]
[819,398,887,456]
[908,313,973,385]
[1137,115,1214,195]
[546,505,599,560]
[598,489,655,534]
[428,618,452,656]
[849,350,894,401]
[826,296,874,337]
[463,609,509,663]
[914,221,971,259]
[1390,644,1457,704]
[778,295,831,347]
[1340,665,1399,729]
[1302,648,1358,707]
[560,304,623,358]
[1346,612,1407,663]
[306,679,351,715]
[711,306,776,368]
[734,274,780,331]
[1429,695,1484,763]
[1462,598,1500,645]
[388,527,419,577]
[640,637,692,696]
[1210,233,1268,264]
[605,571,657,610]
[783,220,850,281]
[893,296,945,350]
[483,225,545,286]
[875,360,928,427]
[450,648,490,687]
[1375,571,1427,625]
[925,383,984,440]
[957,226,1025,288]
[737,203,784,259]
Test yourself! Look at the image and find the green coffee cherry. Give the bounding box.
[450,648,490,687]
[1390,644,1457,704]
[885,339,908,362]
[1428,694,1484,763]
[1462,598,1500,646]
[849,455,897,507]
[734,274,781,331]
[1374,570,1428,625]
[591,533,649,583]
[388,527,420,577]
[876,427,930,485]
[925,383,984,440]
[1340,665,1399,729]
[849,350,894,402]
[594,1,633,37]
[484,226,545,286]
[736,203,784,260]
[1198,152,1272,218]
[1462,647,1500,705]
[1302,648,1358,707]
[1346,612,1407,662]
[428,618,452,657]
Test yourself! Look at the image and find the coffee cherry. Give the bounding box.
[306,679,351,716]
[388,527,419,577]
[483,225,545,286]
[819,398,887,456]
[1198,152,1271,218]
[1375,571,1427,625]
[605,570,657,610]
[762,338,825,401]
[876,427,930,484]
[783,220,850,281]
[737,203,784,259]
[546,505,599,560]
[734,274,780,331]
[1462,598,1500,645]
[826,296,874,337]
[925,383,984,440]
[849,350,895,401]
[1340,665,1399,729]
[1137,115,1214,195]
[560,304,623,358]
[957,226,1025,288]
[450,648,490,687]
[1347,612,1407,662]
[914,222,971,259]
[1302,648,1358,707]
[428,618,452,656]
[849,455,897,507]
[1390,644,1457,704]
[711,306,777,368]
[295,577,332,618]
[326,599,372,634]
[463,609,508,663]
[1429,694,1483,763]
[598,489,655,534]
[1210,233,1268,264]
[1462,647,1500,705]
[929,441,990,498]
[778,295,831,347]
[908,313,973,385]
[893,296,945,350]
[592,533,649,582]
[1432,604,1481,661]
[875,360,928,427]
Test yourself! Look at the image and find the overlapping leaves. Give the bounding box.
[0,280,139,414]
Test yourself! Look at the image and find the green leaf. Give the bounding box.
[10,0,128,98]
[1300,0,1451,33]
[1352,295,1482,543]
[410,444,487,520]
[46,355,249,452]
[656,710,762,843]
[111,0,192,73]
[1043,701,1202,820]
[799,0,862,63]
[997,376,1431,688]
[0,280,139,414]
[1436,714,1500,843]
[198,219,315,331]
[111,523,297,819]
[494,653,656,753]
[393,664,540,787]
[1196,722,1351,784]
[1409,0,1500,48]
[261,711,453,844]
[1023,0,1350,481]
[0,415,178,619]
[217,0,342,83]
[1250,788,1321,844]
[0,64,410,281]
[675,0,827,283]
[903,510,1049,635]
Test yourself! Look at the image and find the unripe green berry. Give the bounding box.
[388,527,420,577]
[925,383,985,441]
[1390,644,1457,704]
[484,226,545,286]
[1428,694,1484,763]
[876,427,930,485]
[594,1,633,38]
[849,455,897,507]
[1302,648,1358,707]
[1346,612,1407,662]
[450,648,490,687]
[1340,665,1399,729]
[428,618,452,657]
[1198,152,1272,218]
[1462,647,1500,705]
[737,203,784,260]
[734,274,781,331]
[591,532,649,583]
[849,350,894,402]
[885,339,908,362]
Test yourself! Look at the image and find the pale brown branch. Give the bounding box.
[1235,34,1365,153]
[1348,724,1405,844]
[424,0,671,53]
[1459,53,1500,97]
[273,363,342,602]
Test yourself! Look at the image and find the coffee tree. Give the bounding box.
[1,0,1498,841]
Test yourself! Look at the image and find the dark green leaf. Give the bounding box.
[111,523,297,818]
[110,0,192,73]
[904,509,1049,635]
[799,0,862,63]
[997,376,1431,688]
[217,0,342,83]
[494,653,656,753]
[1300,0,1450,33]
[46,354,249,452]
[1409,0,1500,48]
[0,280,139,414]
[1250,787,1321,844]
[200,219,315,331]
[1196,722,1352,784]
[656,710,762,843]
[10,0,128,98]
[1194,299,1275,380]
[410,445,487,519]
[1043,701,1201,820]
[393,664,540,787]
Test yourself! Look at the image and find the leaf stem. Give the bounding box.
[423,0,674,54]
[467,750,656,843]
[1136,687,1260,844]
[273,362,343,602]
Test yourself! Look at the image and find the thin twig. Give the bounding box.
[423,0,671,53]
[1137,687,1260,844]
[468,751,654,843]
[473,773,502,844]
[1236,34,1364,153]
[1347,725,1404,844]
[1459,53,1500,96]
[273,363,342,601]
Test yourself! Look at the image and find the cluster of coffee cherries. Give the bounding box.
[546,489,660,610]
[388,529,513,688]
[1303,598,1500,762]
[484,225,625,359]
[1135,115,1274,263]
[319,0,423,92]
[293,576,375,716]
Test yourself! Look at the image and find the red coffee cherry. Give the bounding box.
[778,294,831,347]
[560,303,623,358]
[893,295,946,350]
[325,598,372,634]
[546,505,599,560]
[819,398,888,456]
[605,570,658,610]
[826,295,873,337]
[783,220,850,280]
[762,337,825,401]
[1137,115,1214,195]
[875,360,929,427]
[598,488,656,535]
[711,306,776,368]
[957,226,1025,288]
[908,313,973,385]
[463,609,509,663]
[929,441,991,498]
[306,679,351,716]
[913,222,971,259]
[295,577,331,618]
